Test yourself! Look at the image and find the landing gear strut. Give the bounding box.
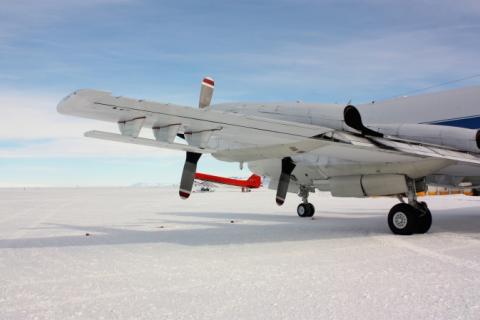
[297,186,315,218]
[388,178,432,235]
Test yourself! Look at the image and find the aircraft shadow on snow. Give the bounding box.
[0,207,479,249]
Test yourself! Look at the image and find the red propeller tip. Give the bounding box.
[202,77,214,87]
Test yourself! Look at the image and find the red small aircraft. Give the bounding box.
[194,173,261,189]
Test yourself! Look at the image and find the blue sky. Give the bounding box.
[1,0,480,186]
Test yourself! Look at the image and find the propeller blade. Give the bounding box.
[276,157,296,206]
[179,152,202,199]
[199,77,214,108]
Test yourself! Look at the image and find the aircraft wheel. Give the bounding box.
[297,203,315,218]
[307,203,315,217]
[418,201,428,210]
[388,203,418,235]
[416,205,432,234]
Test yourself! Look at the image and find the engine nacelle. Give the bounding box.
[368,123,480,153]
[329,174,408,197]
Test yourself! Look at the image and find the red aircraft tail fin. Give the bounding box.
[246,174,262,188]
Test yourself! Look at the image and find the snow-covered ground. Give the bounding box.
[1,187,480,320]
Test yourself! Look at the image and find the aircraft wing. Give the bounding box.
[58,89,333,146]
[59,89,480,165]
[58,88,480,203]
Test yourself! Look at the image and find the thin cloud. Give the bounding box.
[1,0,480,186]
[0,0,134,45]
[212,26,480,102]
[0,91,180,158]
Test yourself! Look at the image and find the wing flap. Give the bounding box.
[84,130,215,154]
[371,137,480,165]
[213,139,330,162]
[85,129,480,165]
[321,131,480,165]
[85,130,330,161]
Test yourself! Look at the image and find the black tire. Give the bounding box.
[418,201,428,210]
[306,203,315,217]
[297,203,314,218]
[473,189,480,196]
[388,203,418,235]
[416,207,432,234]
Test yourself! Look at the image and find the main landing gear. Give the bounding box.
[388,179,432,235]
[297,186,315,218]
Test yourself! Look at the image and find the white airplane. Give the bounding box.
[57,77,480,235]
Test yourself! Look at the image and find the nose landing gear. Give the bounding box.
[297,203,315,218]
[297,186,315,218]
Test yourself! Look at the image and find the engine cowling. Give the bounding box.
[367,123,480,153]
[329,174,408,197]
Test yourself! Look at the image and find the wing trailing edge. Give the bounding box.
[84,130,215,154]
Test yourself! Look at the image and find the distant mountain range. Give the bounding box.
[129,182,178,188]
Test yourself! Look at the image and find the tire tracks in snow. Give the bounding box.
[373,234,480,272]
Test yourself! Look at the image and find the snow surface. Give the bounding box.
[1,187,480,320]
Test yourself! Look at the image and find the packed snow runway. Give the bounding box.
[1,187,480,319]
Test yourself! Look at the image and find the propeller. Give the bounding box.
[179,152,202,199]
[178,76,215,199]
[276,157,296,205]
